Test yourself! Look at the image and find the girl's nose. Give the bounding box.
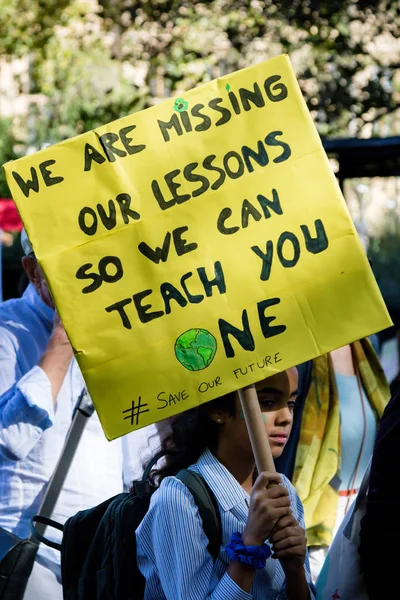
[276,407,292,426]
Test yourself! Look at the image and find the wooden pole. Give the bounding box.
[238,384,276,474]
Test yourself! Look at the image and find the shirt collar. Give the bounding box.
[23,283,54,329]
[193,447,249,512]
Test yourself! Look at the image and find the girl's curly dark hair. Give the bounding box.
[148,392,236,485]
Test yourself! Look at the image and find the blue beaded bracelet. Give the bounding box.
[225,532,272,569]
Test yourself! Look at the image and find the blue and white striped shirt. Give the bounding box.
[136,448,315,599]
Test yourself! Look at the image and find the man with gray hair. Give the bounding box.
[0,230,160,599]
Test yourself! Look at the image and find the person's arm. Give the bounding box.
[38,314,73,404]
[136,477,255,600]
[271,479,315,600]
[0,318,72,461]
[271,513,310,600]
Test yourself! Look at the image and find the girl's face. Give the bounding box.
[213,368,298,460]
[253,367,298,458]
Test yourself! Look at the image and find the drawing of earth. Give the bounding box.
[175,328,217,371]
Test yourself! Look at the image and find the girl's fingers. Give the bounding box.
[251,486,289,506]
[265,495,291,509]
[271,523,300,543]
[272,544,306,559]
[250,494,289,512]
[272,514,296,532]
[272,506,293,520]
[250,489,290,509]
[271,533,303,551]
[253,471,283,490]
[265,485,289,500]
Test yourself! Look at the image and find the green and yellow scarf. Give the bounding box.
[293,339,390,547]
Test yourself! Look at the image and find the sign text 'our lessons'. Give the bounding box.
[76,130,290,238]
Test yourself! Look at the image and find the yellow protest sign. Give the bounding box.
[4,55,391,440]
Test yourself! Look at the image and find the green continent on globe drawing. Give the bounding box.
[175,328,217,371]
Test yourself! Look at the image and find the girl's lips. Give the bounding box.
[269,435,288,444]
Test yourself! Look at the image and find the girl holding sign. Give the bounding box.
[136,368,315,599]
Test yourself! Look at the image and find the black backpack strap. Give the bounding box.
[29,388,94,549]
[176,469,222,562]
[30,516,64,550]
[131,450,165,498]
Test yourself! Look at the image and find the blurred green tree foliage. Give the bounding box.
[0,118,20,197]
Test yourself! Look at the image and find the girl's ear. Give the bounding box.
[208,409,228,425]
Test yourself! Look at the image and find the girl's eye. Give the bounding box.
[288,402,296,410]
[259,399,275,408]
